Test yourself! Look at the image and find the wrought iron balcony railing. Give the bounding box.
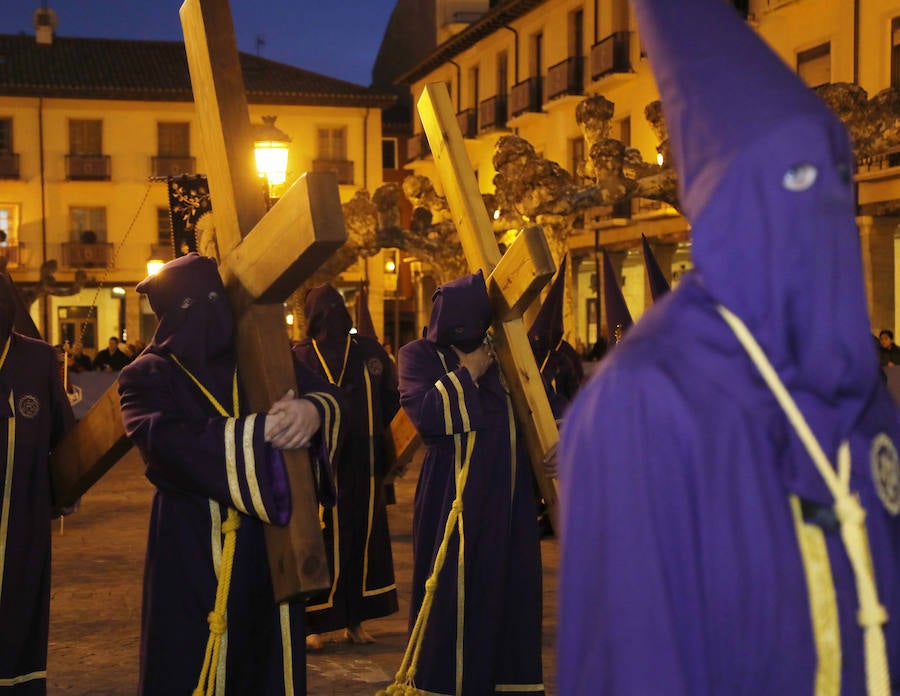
[509,77,543,118]
[479,95,507,131]
[66,154,111,181]
[312,159,354,185]
[591,32,632,81]
[62,242,113,268]
[547,57,585,101]
[406,133,431,162]
[456,109,478,138]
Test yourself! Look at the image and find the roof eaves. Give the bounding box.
[395,0,548,85]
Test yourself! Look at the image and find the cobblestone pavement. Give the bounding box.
[48,448,559,695]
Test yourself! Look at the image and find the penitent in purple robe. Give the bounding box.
[558,1,900,694]
[0,275,74,696]
[118,254,342,696]
[292,284,399,633]
[399,272,548,695]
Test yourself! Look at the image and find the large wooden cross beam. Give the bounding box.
[417,82,561,527]
[49,0,348,603]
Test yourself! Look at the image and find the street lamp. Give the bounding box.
[146,259,165,277]
[253,115,291,189]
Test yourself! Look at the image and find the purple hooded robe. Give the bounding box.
[117,254,342,696]
[0,274,74,695]
[398,271,547,695]
[557,1,900,694]
[292,284,399,633]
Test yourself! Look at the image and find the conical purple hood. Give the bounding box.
[529,254,567,359]
[304,284,353,348]
[356,282,379,341]
[426,271,491,353]
[603,251,632,346]
[641,235,670,302]
[632,0,876,417]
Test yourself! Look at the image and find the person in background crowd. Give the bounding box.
[92,336,130,372]
[878,329,900,367]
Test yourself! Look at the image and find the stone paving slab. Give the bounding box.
[47,447,558,695]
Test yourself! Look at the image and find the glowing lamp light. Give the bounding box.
[493,209,501,220]
[384,259,397,273]
[349,327,358,335]
[146,259,165,277]
[285,313,294,326]
[111,286,126,297]
[253,116,291,187]
[657,152,664,166]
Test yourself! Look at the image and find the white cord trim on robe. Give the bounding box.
[718,304,890,696]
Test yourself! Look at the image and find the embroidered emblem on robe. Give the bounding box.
[871,433,900,515]
[17,394,39,418]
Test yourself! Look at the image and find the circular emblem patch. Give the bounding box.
[366,357,384,378]
[17,394,40,419]
[871,433,900,515]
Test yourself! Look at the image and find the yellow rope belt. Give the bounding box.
[718,305,890,696]
[377,433,476,696]
[168,356,243,696]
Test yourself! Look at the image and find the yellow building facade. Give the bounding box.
[401,0,900,346]
[0,31,392,354]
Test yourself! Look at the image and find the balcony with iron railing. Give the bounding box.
[406,133,431,163]
[591,32,632,81]
[858,146,900,175]
[546,57,585,102]
[152,155,196,178]
[0,153,19,179]
[62,241,114,268]
[509,77,543,119]
[856,145,900,214]
[312,159,354,185]
[456,109,478,139]
[479,95,508,132]
[66,154,111,181]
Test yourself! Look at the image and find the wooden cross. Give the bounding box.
[417,82,561,528]
[49,0,348,602]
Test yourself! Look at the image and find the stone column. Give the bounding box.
[857,215,898,333]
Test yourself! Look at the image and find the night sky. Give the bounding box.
[0,0,399,86]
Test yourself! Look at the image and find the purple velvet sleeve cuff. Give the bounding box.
[265,446,292,526]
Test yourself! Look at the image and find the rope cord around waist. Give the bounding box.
[377,432,476,696]
[168,355,246,696]
[193,508,241,696]
[718,304,890,696]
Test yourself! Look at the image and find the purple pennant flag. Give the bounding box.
[641,234,670,302]
[356,282,379,340]
[603,251,633,346]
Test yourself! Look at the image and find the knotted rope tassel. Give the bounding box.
[193,508,241,696]
[377,434,476,696]
[719,305,890,696]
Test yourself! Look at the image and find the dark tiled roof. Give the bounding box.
[396,0,548,85]
[0,34,395,108]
